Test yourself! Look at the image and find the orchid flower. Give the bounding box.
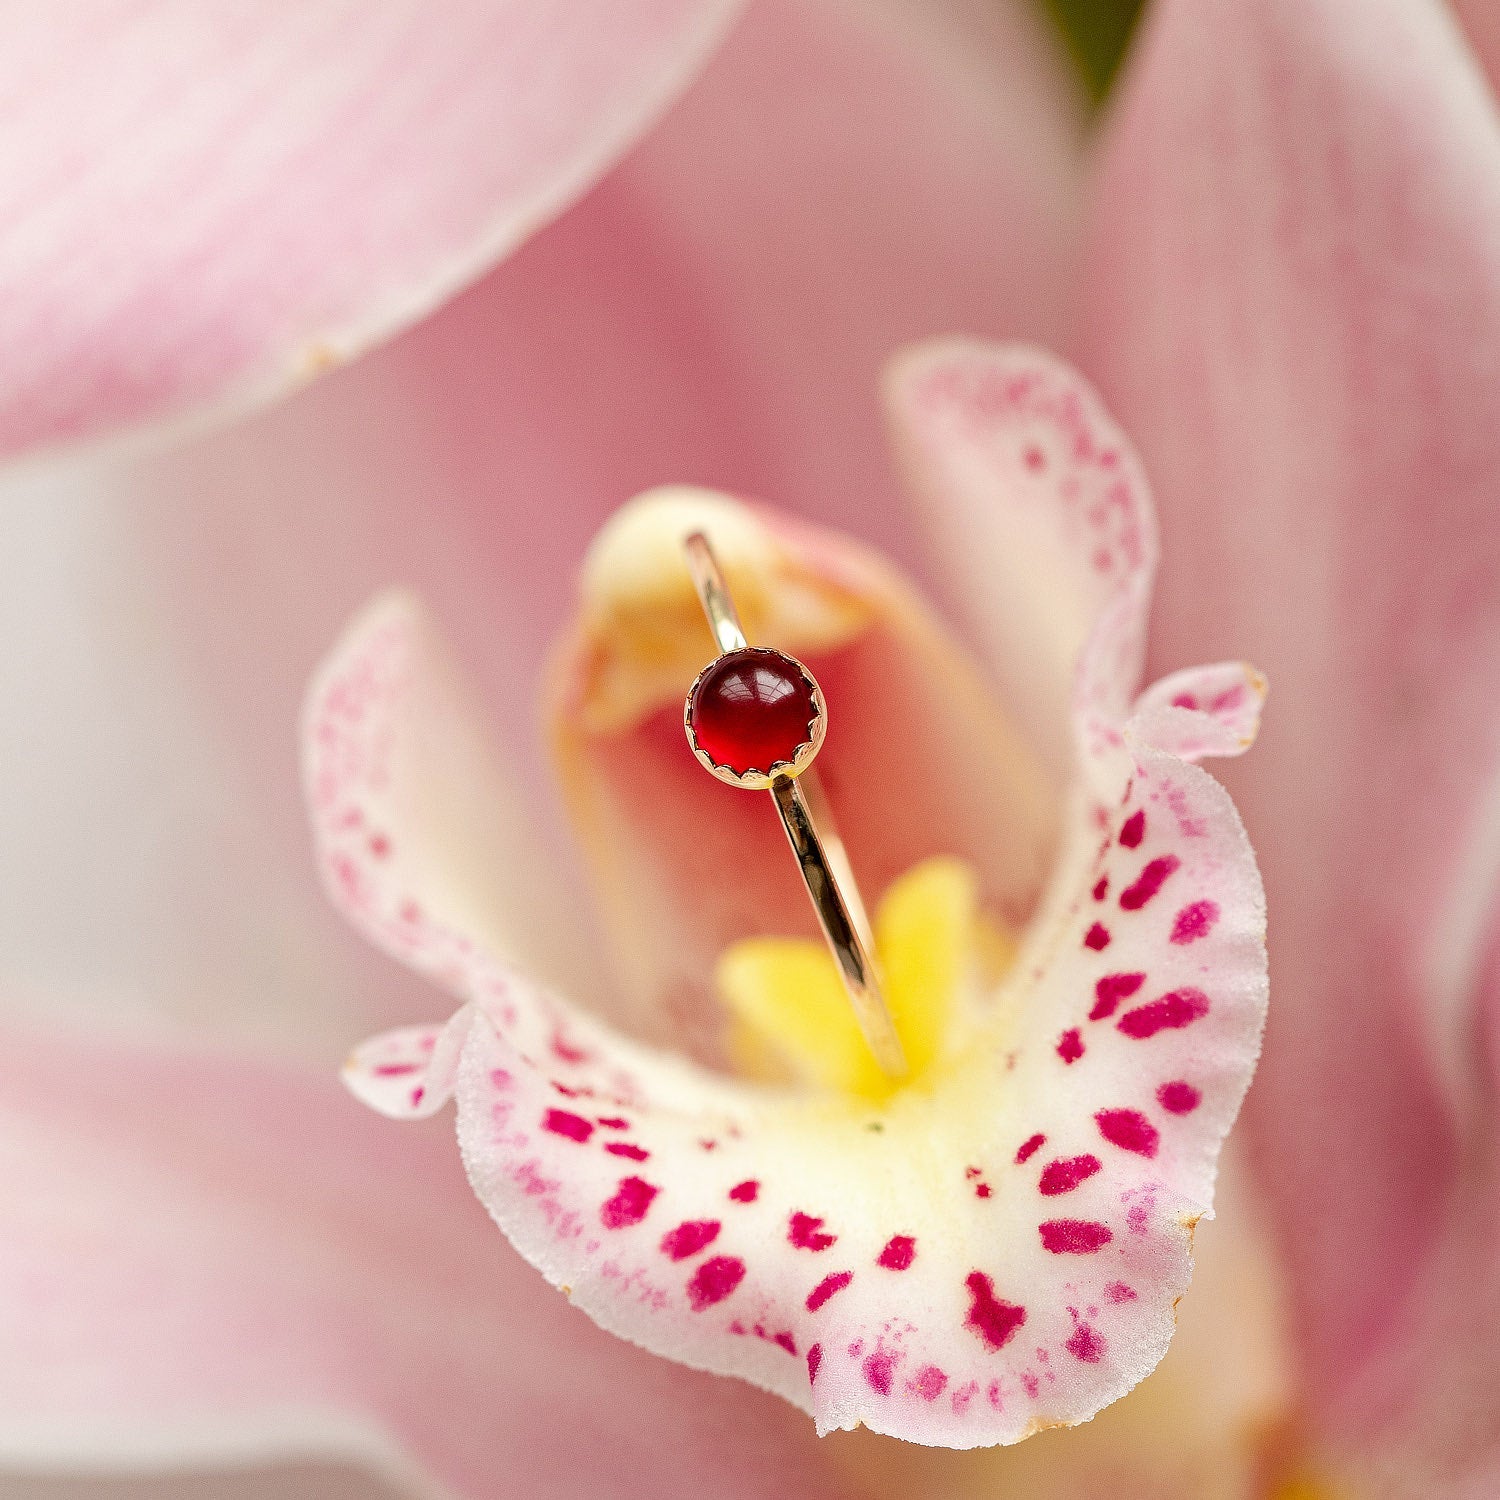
[1,0,1498,1498]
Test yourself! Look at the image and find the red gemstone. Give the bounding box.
[688,648,819,777]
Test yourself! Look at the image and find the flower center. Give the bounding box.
[716,856,1015,1101]
[687,647,819,777]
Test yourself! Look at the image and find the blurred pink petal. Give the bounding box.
[0,0,742,462]
[0,1022,862,1500]
[0,0,1084,1057]
[1453,0,1500,93]
[1074,0,1500,1445]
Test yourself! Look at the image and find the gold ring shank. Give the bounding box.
[683,531,907,1079]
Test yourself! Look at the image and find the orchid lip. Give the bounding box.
[319,344,1269,1448]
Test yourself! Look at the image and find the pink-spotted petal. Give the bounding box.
[0,0,741,462]
[316,427,1267,1445]
[884,340,1157,773]
[1132,663,1268,764]
[342,1015,472,1121]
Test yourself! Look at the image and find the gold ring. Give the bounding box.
[681,532,907,1079]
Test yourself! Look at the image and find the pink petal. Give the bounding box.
[313,348,1268,1442]
[0,0,741,461]
[1076,0,1500,1428]
[0,1025,852,1499]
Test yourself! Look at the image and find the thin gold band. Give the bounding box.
[683,533,907,1079]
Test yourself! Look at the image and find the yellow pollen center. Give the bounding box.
[715,857,1013,1100]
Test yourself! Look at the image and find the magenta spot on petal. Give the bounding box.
[1015,1133,1047,1165]
[551,1028,589,1065]
[1057,1028,1084,1064]
[409,1085,425,1107]
[976,1183,992,1199]
[878,1235,916,1270]
[371,1061,419,1077]
[728,1179,760,1204]
[596,1116,629,1130]
[773,1330,797,1356]
[863,1349,899,1396]
[1119,810,1146,848]
[1021,1372,1040,1399]
[601,1176,659,1229]
[687,1255,745,1310]
[488,1067,512,1090]
[1119,855,1181,910]
[1090,971,1146,1021]
[1023,443,1046,471]
[1084,922,1112,951]
[1158,1080,1203,1115]
[909,1365,948,1401]
[1039,1155,1102,1196]
[1096,1108,1160,1157]
[807,1344,823,1383]
[368,832,390,858]
[1092,876,1109,901]
[1170,899,1220,944]
[806,1270,854,1311]
[965,1271,1026,1351]
[1066,1325,1106,1363]
[660,1219,721,1261]
[1118,986,1210,1038]
[604,1141,649,1161]
[1040,1219,1113,1254]
[1171,692,1198,709]
[789,1212,836,1251]
[1104,1281,1137,1304]
[542,1108,594,1143]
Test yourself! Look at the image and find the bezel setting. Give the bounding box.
[683,645,827,790]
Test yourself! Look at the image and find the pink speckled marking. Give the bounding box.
[1104,1282,1138,1304]
[1084,922,1112,951]
[1090,971,1145,1021]
[965,1272,1026,1351]
[660,1219,720,1261]
[1170,899,1219,944]
[789,1213,836,1251]
[1119,809,1145,848]
[686,1255,745,1310]
[1096,1108,1160,1157]
[807,1344,823,1383]
[727,1179,759,1203]
[1040,1220,1113,1254]
[806,1271,854,1311]
[605,1141,649,1161]
[878,1234,916,1270]
[601,1176,658,1229]
[371,1061,418,1077]
[864,1349,900,1396]
[1057,1028,1084,1064]
[1158,1080,1203,1115]
[910,1365,948,1401]
[1039,1154,1102,1196]
[542,1108,594,1142]
[975,1183,992,1199]
[1015,1133,1046,1165]
[1066,1324,1106,1363]
[1092,875,1109,900]
[1119,855,1180,910]
[596,1115,629,1129]
[772,1330,797,1356]
[1118,986,1210,1039]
